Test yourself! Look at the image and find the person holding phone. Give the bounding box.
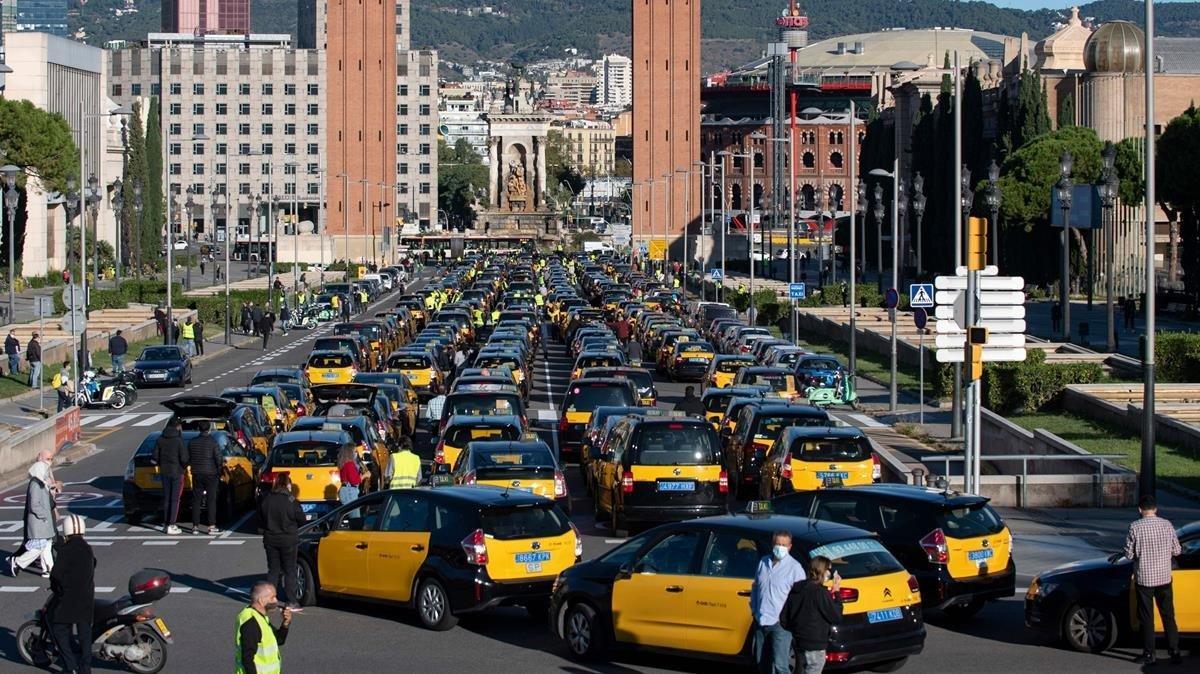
[235,581,292,674]
[780,555,844,674]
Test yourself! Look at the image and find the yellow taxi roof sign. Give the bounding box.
[745,500,774,515]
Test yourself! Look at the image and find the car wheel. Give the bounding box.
[941,598,986,621]
[416,577,458,631]
[562,601,608,661]
[1062,602,1117,653]
[296,559,317,606]
[867,656,909,673]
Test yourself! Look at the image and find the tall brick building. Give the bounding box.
[632,0,700,253]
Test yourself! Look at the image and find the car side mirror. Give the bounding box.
[615,564,633,580]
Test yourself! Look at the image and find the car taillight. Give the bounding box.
[621,470,634,493]
[718,470,729,494]
[833,586,859,603]
[781,453,793,480]
[826,651,851,664]
[260,470,285,485]
[872,453,882,481]
[921,528,949,564]
[461,528,488,565]
[675,356,683,364]
[569,521,583,558]
[296,404,307,416]
[907,574,920,594]
[554,470,567,498]
[434,440,445,463]
[236,430,249,448]
[559,416,569,432]
[463,470,476,485]
[377,421,388,437]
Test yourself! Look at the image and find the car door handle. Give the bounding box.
[737,590,752,597]
[665,585,684,593]
[410,544,425,552]
[355,542,369,550]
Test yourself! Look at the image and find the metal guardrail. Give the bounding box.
[919,453,1126,508]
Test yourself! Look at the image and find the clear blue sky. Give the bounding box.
[989,0,1189,8]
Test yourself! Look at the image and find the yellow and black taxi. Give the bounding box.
[438,386,528,433]
[666,340,717,382]
[292,415,389,472]
[220,386,296,432]
[334,321,389,361]
[592,416,728,533]
[162,396,272,456]
[473,350,531,398]
[258,430,353,521]
[724,402,831,499]
[436,414,526,468]
[309,383,394,440]
[354,372,419,436]
[306,350,359,385]
[296,486,582,630]
[1025,521,1200,653]
[550,508,925,670]
[276,382,313,419]
[385,349,445,401]
[701,386,769,430]
[759,426,881,497]
[775,485,1016,620]
[577,366,657,407]
[449,439,571,514]
[558,378,638,460]
[314,335,377,372]
[570,351,626,382]
[706,354,757,391]
[251,367,309,388]
[122,427,262,525]
[733,366,802,401]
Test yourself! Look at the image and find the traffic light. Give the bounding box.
[966,326,988,380]
[967,216,988,271]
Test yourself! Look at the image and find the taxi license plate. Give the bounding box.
[867,608,903,624]
[816,471,850,480]
[322,372,338,380]
[146,373,167,381]
[968,548,995,562]
[515,551,551,564]
[658,481,695,492]
[688,357,708,363]
[154,617,171,639]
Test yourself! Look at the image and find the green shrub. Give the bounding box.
[982,349,1105,414]
[185,289,273,326]
[52,287,130,313]
[26,276,45,289]
[1156,332,1200,382]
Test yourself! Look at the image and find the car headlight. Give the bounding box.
[124,461,136,481]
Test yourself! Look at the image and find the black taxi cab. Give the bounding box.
[162,396,272,457]
[774,485,1016,620]
[436,414,527,468]
[296,486,581,630]
[705,354,757,391]
[701,386,769,430]
[550,508,925,670]
[592,416,728,533]
[385,350,445,401]
[725,402,830,498]
[666,340,717,382]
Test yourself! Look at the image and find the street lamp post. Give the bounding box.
[911,174,926,276]
[184,187,195,291]
[985,161,1002,267]
[110,178,123,293]
[132,182,143,280]
[85,175,102,285]
[872,182,885,293]
[1,165,19,325]
[1098,143,1118,353]
[1056,151,1074,342]
[210,191,220,285]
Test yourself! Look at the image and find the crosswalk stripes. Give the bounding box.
[95,413,141,428]
[133,413,173,427]
[80,412,172,430]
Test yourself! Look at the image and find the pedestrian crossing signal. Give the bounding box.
[967,217,988,271]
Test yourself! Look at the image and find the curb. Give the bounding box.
[0,441,100,494]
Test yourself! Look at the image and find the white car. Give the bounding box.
[162,239,189,253]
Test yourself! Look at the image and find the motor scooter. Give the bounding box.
[75,368,139,409]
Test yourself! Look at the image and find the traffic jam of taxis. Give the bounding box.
[121,253,1195,671]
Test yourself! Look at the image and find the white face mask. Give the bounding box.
[772,545,789,561]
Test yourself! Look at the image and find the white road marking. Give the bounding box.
[220,510,254,539]
[209,540,244,545]
[0,586,39,592]
[88,515,122,532]
[169,586,191,594]
[847,413,886,428]
[95,586,117,593]
[90,541,113,546]
[142,541,179,546]
[79,416,105,426]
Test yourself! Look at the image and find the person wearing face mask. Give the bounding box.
[750,530,806,674]
[780,555,844,673]
[9,451,60,578]
[236,581,292,674]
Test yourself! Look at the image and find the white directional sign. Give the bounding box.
[934,271,1028,364]
[936,347,1028,363]
[935,319,1028,334]
[935,290,1026,306]
[935,333,1026,349]
[935,305,1026,321]
[934,275,1025,291]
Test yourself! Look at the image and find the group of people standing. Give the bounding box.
[151,419,225,536]
[240,302,277,350]
[3,329,43,388]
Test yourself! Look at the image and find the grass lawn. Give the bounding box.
[1010,412,1200,493]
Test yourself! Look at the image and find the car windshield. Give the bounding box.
[445,394,520,417]
[938,504,1006,538]
[794,437,871,461]
[757,415,827,439]
[309,353,352,368]
[389,355,431,369]
[717,359,755,373]
[704,395,733,413]
[564,384,634,412]
[579,355,621,368]
[634,424,716,465]
[481,504,569,540]
[678,342,713,354]
[314,338,355,353]
[269,442,340,467]
[805,538,905,580]
[746,373,793,391]
[803,359,840,371]
[141,347,180,360]
[474,446,555,469]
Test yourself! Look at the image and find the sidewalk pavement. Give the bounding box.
[1024,298,1199,358]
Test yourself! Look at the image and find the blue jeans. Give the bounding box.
[29,361,41,387]
[802,649,826,674]
[753,623,792,674]
[111,354,125,374]
[7,354,18,377]
[338,485,360,505]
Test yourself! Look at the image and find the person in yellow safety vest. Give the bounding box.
[534,293,544,308]
[490,309,501,324]
[180,318,196,357]
[358,289,368,306]
[472,308,484,327]
[388,440,422,488]
[235,581,289,674]
[672,277,681,289]
[424,294,435,310]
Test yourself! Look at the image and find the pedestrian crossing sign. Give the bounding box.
[710,269,723,281]
[910,283,935,309]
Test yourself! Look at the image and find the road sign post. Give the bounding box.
[35,296,53,411]
[885,288,899,411]
[914,308,928,425]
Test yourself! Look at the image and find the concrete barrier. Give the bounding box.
[0,408,80,478]
[1063,384,1200,456]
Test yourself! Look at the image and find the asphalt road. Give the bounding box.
[0,286,1173,673]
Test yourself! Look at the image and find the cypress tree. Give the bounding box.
[143,97,164,269]
[1057,92,1076,129]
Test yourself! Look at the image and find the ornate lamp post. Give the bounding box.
[1056,151,1074,342]
[1098,143,1118,352]
[110,178,123,292]
[985,161,1002,267]
[896,186,907,290]
[1,165,20,324]
[872,183,885,293]
[85,174,102,284]
[131,181,143,278]
[184,187,196,291]
[211,190,221,284]
[911,174,926,277]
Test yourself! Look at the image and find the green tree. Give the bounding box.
[1057,93,1076,129]
[1014,69,1051,149]
[143,96,164,269]
[1156,105,1200,298]
[1114,137,1144,205]
[122,99,149,274]
[544,130,585,213]
[0,98,79,190]
[437,138,488,227]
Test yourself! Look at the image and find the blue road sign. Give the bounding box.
[885,288,900,309]
[909,283,935,309]
[789,283,807,300]
[914,308,928,330]
[710,268,724,281]
[637,242,649,255]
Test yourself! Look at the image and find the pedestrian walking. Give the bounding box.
[259,473,305,610]
[1051,301,1062,334]
[336,445,362,504]
[240,302,252,335]
[9,451,59,578]
[153,419,187,535]
[624,338,642,367]
[195,319,205,356]
[5,330,20,379]
[107,329,128,375]
[279,304,291,336]
[780,555,843,674]
[53,362,74,412]
[179,317,196,357]
[1118,495,1182,665]
[200,258,206,277]
[259,310,274,350]
[154,305,167,339]
[49,514,95,674]
[750,530,806,674]
[188,421,223,534]
[340,296,351,321]
[26,333,41,388]
[235,582,292,674]
[1126,297,1137,331]
[250,303,264,337]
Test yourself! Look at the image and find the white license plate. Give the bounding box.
[146,373,167,380]
[322,373,338,380]
[524,562,543,573]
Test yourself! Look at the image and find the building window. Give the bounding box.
[239,183,250,195]
[399,164,408,175]
[192,103,204,115]
[192,142,205,154]
[308,183,319,195]
[284,84,296,96]
[261,163,271,175]
[419,183,431,195]
[307,84,319,96]
[216,103,228,115]
[399,124,409,135]
[193,83,205,95]
[262,123,274,135]
[830,151,843,168]
[399,105,408,116]
[284,164,297,176]
[239,83,251,96]
[216,143,228,155]
[753,152,764,169]
[216,83,228,96]
[262,84,274,95]
[307,143,319,155]
[399,144,409,155]
[261,184,271,195]
[284,143,296,155]
[192,164,205,176]
[169,143,181,156]
[192,124,205,137]
[112,84,123,97]
[169,83,181,95]
[306,124,319,135]
[262,104,274,116]
[306,163,319,174]
[419,85,430,96]
[285,123,296,135]
[261,144,274,156]
[307,104,319,115]
[284,183,296,195]
[131,84,142,96]
[238,103,251,115]
[419,143,431,155]
[238,123,251,135]
[418,104,430,115]
[169,103,182,115]
[238,143,251,155]
[151,83,161,95]
[284,103,296,115]
[238,163,250,175]
[398,85,409,97]
[215,163,227,175]
[169,164,181,176]
[419,123,430,135]
[216,123,228,135]
[802,151,815,169]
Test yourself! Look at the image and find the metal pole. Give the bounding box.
[1141,0,1158,500]
[682,169,689,301]
[1061,203,1071,341]
[5,192,13,324]
[749,155,756,300]
[919,331,925,425]
[788,135,797,343]
[319,170,326,274]
[166,186,173,345]
[952,50,963,442]
[1106,202,1115,352]
[225,177,232,344]
[965,249,979,494]
[77,101,86,382]
[720,156,727,301]
[293,181,299,298]
[342,173,349,266]
[267,196,275,307]
[849,101,858,376]
[890,156,899,412]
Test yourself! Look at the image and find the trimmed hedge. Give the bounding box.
[930,349,1105,413]
[185,289,274,326]
[1156,332,1200,382]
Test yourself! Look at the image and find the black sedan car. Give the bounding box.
[131,345,193,386]
[1025,521,1200,653]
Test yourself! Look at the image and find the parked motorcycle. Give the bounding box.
[17,569,172,673]
[75,368,139,409]
[294,302,335,330]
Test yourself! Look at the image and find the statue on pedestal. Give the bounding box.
[506,160,529,212]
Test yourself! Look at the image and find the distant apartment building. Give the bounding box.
[558,121,616,177]
[10,0,68,35]
[439,88,489,159]
[597,53,631,111]
[161,0,250,35]
[546,71,596,107]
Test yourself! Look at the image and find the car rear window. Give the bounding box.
[618,371,653,391]
[756,414,828,439]
[481,504,570,540]
[269,442,340,467]
[475,356,520,370]
[717,359,755,373]
[141,347,180,361]
[793,437,871,461]
[473,448,556,479]
[564,384,635,412]
[805,538,905,580]
[678,342,713,354]
[445,425,519,447]
[938,503,1005,538]
[633,424,717,465]
[745,373,793,391]
[579,355,620,368]
[802,359,841,371]
[309,353,353,368]
[445,394,520,417]
[389,355,430,369]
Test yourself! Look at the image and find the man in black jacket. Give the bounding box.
[50,514,95,674]
[25,333,41,388]
[250,303,264,337]
[675,386,706,418]
[779,555,843,674]
[259,473,306,609]
[187,421,223,535]
[153,420,188,535]
[107,329,128,375]
[5,330,20,379]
